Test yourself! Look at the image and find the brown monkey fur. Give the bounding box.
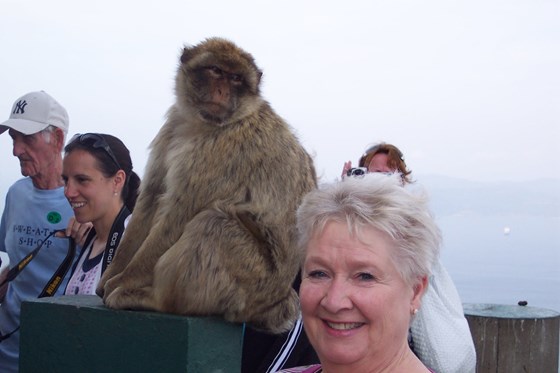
[97,37,317,333]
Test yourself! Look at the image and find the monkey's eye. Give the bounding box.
[207,66,224,77]
[229,74,243,84]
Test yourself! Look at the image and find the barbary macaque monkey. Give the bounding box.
[97,37,317,333]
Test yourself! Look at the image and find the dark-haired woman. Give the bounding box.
[61,133,140,295]
[341,142,412,185]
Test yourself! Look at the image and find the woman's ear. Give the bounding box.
[113,169,126,191]
[411,275,429,311]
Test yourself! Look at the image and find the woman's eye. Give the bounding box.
[308,270,328,279]
[357,272,375,281]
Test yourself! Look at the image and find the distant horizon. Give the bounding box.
[0,171,558,312]
[2,170,560,193]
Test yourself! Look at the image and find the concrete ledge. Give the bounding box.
[20,295,243,373]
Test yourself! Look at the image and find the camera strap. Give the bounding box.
[0,230,74,289]
[78,205,130,275]
[39,237,76,297]
[0,232,76,343]
[1,206,130,343]
[103,205,130,273]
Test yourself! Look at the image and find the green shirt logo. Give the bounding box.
[47,211,62,224]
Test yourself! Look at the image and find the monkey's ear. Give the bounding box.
[180,47,194,64]
[256,70,263,85]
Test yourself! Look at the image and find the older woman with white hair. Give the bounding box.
[277,174,441,373]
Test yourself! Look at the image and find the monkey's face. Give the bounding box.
[192,65,246,123]
[177,38,263,126]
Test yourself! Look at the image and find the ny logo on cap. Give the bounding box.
[13,100,28,114]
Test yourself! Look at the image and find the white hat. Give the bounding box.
[0,91,69,136]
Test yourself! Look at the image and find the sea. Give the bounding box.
[437,213,560,313]
[421,175,560,314]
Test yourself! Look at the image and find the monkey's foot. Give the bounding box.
[99,273,123,301]
[96,266,118,296]
[96,279,107,297]
[104,285,157,311]
[245,290,300,334]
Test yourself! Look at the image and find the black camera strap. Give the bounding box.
[1,205,130,343]
[0,230,74,288]
[39,237,76,297]
[102,205,130,273]
[0,232,75,342]
[77,204,130,275]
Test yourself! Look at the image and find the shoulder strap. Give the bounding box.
[0,234,76,342]
[101,205,131,274]
[83,229,97,251]
[39,237,76,297]
[0,229,77,298]
[0,229,59,287]
[67,228,96,279]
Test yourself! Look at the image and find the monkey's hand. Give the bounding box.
[96,263,122,298]
[98,272,123,300]
[104,285,158,311]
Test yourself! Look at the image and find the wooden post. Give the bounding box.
[464,303,559,373]
[19,295,243,372]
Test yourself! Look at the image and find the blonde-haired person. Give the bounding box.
[277,174,440,372]
[338,142,476,373]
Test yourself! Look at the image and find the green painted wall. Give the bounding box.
[20,295,243,373]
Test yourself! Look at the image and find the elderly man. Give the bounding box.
[0,91,79,372]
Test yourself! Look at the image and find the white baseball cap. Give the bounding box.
[0,91,69,136]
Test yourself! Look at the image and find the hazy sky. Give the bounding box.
[1,0,558,194]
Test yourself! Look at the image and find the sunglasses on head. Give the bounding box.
[69,133,121,169]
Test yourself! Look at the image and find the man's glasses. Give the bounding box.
[69,133,121,169]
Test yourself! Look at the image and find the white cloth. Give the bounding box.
[64,214,131,295]
[64,238,102,295]
[411,259,477,373]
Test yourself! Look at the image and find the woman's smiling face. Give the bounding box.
[300,221,424,370]
[62,149,117,225]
